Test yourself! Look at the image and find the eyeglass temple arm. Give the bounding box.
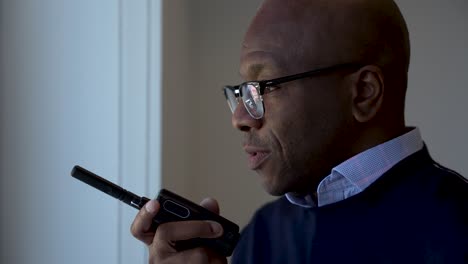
[260,63,364,91]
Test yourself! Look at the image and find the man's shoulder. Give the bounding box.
[364,148,467,219]
[423,160,468,204]
[408,150,468,198]
[429,160,467,186]
[372,147,467,197]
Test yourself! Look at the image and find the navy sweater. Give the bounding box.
[231,148,467,263]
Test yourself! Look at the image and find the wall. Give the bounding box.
[161,0,468,230]
[0,1,162,263]
[161,0,191,198]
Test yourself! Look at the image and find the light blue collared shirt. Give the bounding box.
[286,128,424,208]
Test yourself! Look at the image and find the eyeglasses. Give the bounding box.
[223,63,363,119]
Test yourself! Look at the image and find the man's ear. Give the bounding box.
[350,65,384,123]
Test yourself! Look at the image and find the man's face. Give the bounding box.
[232,1,355,196]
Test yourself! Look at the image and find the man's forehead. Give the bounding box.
[241,21,296,54]
[240,1,330,77]
[240,18,305,79]
[239,50,286,80]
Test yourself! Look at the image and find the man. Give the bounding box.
[131,0,467,263]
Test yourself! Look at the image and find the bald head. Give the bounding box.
[243,0,410,70]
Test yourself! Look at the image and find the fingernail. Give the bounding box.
[208,221,223,236]
[145,199,157,214]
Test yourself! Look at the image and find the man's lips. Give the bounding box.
[243,146,271,170]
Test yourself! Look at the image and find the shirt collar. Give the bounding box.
[286,127,424,208]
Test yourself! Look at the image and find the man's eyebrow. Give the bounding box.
[239,63,266,80]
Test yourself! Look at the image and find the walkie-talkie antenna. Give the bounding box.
[71,165,150,210]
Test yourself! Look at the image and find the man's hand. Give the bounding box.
[131,197,227,264]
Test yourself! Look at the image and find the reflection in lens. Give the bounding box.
[245,98,254,109]
[250,85,260,103]
[243,83,264,119]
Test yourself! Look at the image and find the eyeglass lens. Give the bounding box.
[224,83,264,119]
[224,88,238,113]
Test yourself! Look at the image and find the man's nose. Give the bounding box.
[231,102,262,132]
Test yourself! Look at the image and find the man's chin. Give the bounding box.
[258,170,304,196]
[259,175,288,196]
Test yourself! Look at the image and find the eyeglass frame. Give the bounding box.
[223,63,364,119]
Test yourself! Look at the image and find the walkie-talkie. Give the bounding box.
[71,165,240,257]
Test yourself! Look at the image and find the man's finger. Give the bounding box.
[153,220,223,249]
[130,199,160,245]
[200,197,220,214]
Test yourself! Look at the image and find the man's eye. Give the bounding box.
[264,85,280,94]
